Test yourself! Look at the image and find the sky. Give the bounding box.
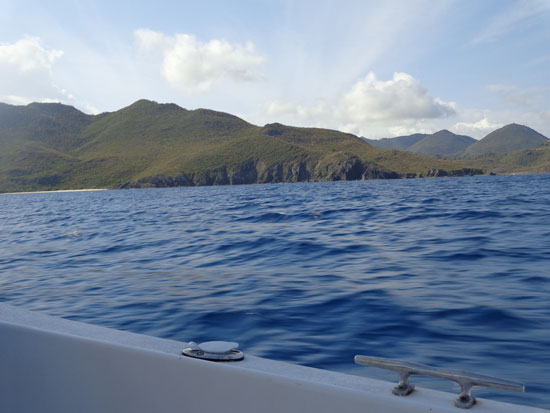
[0,0,549,139]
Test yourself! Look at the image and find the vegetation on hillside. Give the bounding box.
[3,100,548,193]
[363,133,427,150]
[464,142,550,173]
[407,130,476,156]
[366,124,548,159]
[464,123,548,156]
[0,100,485,193]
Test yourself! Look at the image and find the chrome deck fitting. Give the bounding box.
[354,355,524,409]
[182,341,244,362]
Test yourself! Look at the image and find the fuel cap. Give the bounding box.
[182,341,244,362]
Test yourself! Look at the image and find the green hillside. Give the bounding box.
[0,100,483,193]
[0,102,94,151]
[363,133,427,150]
[366,130,476,156]
[0,102,94,192]
[465,123,548,156]
[465,142,550,174]
[408,130,476,156]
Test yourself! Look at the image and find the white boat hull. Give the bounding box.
[0,303,545,413]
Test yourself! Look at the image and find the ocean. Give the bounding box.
[1,174,549,408]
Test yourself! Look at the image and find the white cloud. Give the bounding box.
[135,29,265,93]
[0,37,66,105]
[385,122,441,138]
[448,109,550,139]
[472,0,550,44]
[265,72,456,138]
[263,72,550,140]
[0,37,102,114]
[0,94,32,105]
[340,72,455,122]
[0,37,63,72]
[451,117,503,138]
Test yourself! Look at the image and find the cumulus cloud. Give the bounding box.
[135,29,265,93]
[266,72,456,137]
[448,108,550,139]
[451,117,503,137]
[340,72,455,122]
[0,37,65,104]
[0,37,63,71]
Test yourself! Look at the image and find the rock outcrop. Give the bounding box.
[116,157,468,189]
[423,168,483,177]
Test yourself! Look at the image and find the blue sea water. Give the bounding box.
[1,174,549,409]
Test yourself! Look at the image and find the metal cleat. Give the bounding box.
[354,355,524,409]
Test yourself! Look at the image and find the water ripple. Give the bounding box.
[1,175,549,408]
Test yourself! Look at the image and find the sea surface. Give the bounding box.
[1,174,549,409]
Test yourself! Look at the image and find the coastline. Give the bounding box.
[1,188,108,195]
[1,172,547,194]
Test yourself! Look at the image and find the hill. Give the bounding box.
[363,133,427,150]
[465,123,548,156]
[464,141,550,174]
[0,100,483,193]
[366,130,475,156]
[408,130,476,156]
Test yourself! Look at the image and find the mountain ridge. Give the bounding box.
[0,100,485,193]
[464,123,548,156]
[367,124,548,159]
[363,133,427,150]
[408,129,476,156]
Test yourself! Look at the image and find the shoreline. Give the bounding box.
[1,188,108,195]
[0,172,547,195]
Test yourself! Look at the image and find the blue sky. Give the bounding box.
[0,0,549,138]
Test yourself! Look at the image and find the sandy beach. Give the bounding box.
[1,189,108,195]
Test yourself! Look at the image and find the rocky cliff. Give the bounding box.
[117,158,482,188]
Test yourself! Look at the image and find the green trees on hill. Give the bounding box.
[2,100,546,193]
